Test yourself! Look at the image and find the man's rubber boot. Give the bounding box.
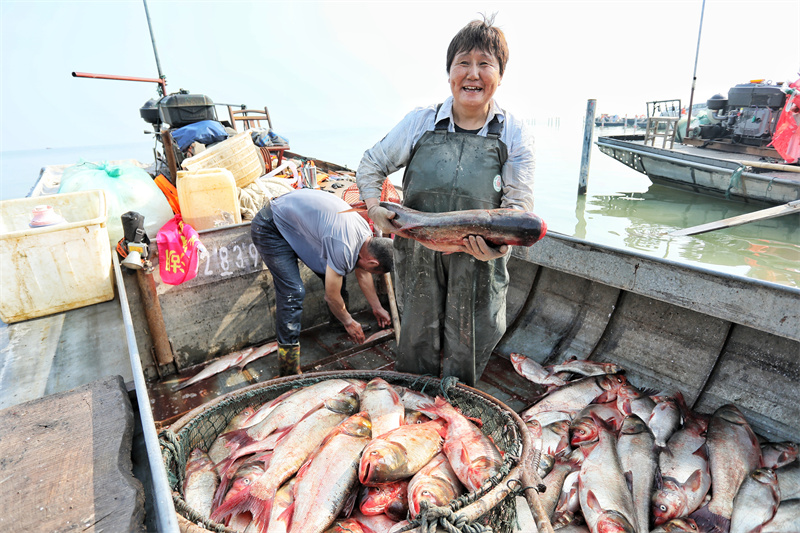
[277,343,301,377]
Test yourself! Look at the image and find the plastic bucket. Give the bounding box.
[177,169,242,231]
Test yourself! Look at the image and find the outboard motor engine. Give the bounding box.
[705,80,787,146]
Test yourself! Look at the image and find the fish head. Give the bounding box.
[325,389,361,415]
[713,404,748,425]
[750,467,778,486]
[359,480,408,515]
[340,412,373,440]
[404,409,430,425]
[619,414,648,436]
[365,377,392,393]
[223,463,265,503]
[359,440,409,486]
[569,416,599,447]
[663,518,699,533]
[595,373,627,402]
[409,477,459,517]
[526,419,543,438]
[651,486,686,526]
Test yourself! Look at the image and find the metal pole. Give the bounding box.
[578,99,596,195]
[142,0,166,95]
[686,0,706,138]
[113,253,180,533]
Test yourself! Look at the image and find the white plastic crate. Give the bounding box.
[0,190,114,323]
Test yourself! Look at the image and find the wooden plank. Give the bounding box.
[670,199,800,236]
[0,376,144,532]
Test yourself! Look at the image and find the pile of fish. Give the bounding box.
[510,353,800,533]
[181,377,505,533]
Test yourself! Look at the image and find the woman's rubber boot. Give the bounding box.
[277,343,301,377]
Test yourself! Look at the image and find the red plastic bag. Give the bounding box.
[157,214,205,285]
[769,78,800,164]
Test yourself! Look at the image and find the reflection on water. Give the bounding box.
[531,121,800,288]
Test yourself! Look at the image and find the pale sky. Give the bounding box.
[1,0,798,152]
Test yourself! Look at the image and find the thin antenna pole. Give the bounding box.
[142,0,166,95]
[685,0,706,138]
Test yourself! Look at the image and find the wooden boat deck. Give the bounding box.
[147,311,542,428]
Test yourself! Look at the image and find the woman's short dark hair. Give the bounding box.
[446,13,508,76]
[368,237,394,273]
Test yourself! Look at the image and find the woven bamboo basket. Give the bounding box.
[180,131,262,188]
[160,370,535,533]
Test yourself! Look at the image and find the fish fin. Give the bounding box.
[655,468,663,490]
[210,482,252,523]
[594,390,614,403]
[341,487,359,518]
[690,505,730,533]
[277,501,295,531]
[624,470,634,495]
[692,443,709,461]
[620,399,632,416]
[586,490,603,514]
[211,457,241,511]
[684,469,704,492]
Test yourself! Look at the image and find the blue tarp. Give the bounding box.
[171,120,228,151]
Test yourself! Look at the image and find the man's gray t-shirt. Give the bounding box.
[270,189,371,276]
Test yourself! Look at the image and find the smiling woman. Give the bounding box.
[355,14,536,387]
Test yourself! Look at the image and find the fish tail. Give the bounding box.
[210,483,252,523]
[211,473,234,513]
[690,505,731,533]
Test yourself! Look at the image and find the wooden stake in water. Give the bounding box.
[578,99,596,195]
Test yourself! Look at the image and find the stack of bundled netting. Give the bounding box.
[159,370,537,533]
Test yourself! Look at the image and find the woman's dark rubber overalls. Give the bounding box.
[393,111,509,387]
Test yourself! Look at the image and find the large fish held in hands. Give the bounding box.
[375,201,547,253]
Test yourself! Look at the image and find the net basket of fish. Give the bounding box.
[159,369,534,533]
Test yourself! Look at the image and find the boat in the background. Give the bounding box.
[597,84,800,205]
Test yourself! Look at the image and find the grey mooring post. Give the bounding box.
[578,99,596,195]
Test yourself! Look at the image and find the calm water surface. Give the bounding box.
[1,120,798,288]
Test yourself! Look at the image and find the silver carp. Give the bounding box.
[521,374,628,422]
[617,415,657,533]
[407,452,464,518]
[760,499,800,533]
[652,415,711,525]
[211,389,361,528]
[184,448,220,520]
[360,377,405,438]
[774,459,800,501]
[578,419,639,533]
[288,412,373,533]
[691,404,762,532]
[359,418,445,486]
[761,442,799,470]
[730,468,781,533]
[418,397,503,492]
[510,352,567,387]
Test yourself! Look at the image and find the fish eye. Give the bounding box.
[243,478,251,485]
[659,505,667,512]
[371,450,379,456]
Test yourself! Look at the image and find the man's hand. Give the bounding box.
[373,307,391,328]
[463,236,509,261]
[344,319,366,344]
[367,204,398,236]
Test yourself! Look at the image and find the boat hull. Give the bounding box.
[597,135,800,205]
